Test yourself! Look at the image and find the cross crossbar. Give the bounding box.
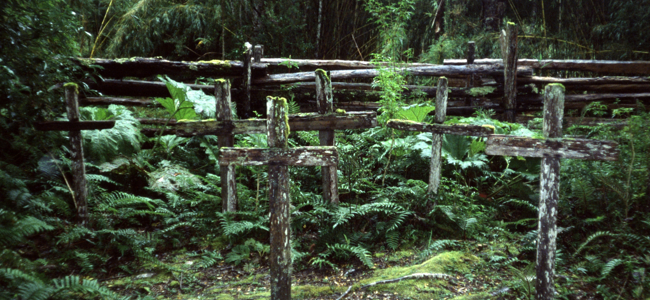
[387,120,494,137]
[219,146,338,166]
[486,135,619,160]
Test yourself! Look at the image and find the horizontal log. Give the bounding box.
[76,58,267,79]
[289,112,377,131]
[386,120,495,137]
[34,121,115,131]
[290,82,504,98]
[176,120,267,136]
[87,79,213,98]
[175,112,378,136]
[138,118,176,125]
[445,59,650,75]
[253,65,534,85]
[219,146,338,166]
[519,76,650,86]
[261,58,436,71]
[80,97,157,107]
[485,135,619,160]
[519,93,650,103]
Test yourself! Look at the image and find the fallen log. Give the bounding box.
[444,59,650,75]
[76,57,268,79]
[253,65,534,85]
[80,97,157,107]
[86,79,213,98]
[261,58,436,71]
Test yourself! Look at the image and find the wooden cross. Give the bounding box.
[176,73,377,210]
[386,77,494,194]
[219,97,339,300]
[485,84,619,300]
[35,84,115,226]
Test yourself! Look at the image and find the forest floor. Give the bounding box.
[104,238,595,300]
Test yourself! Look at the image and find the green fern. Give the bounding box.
[327,243,374,269]
[0,213,54,246]
[81,105,142,163]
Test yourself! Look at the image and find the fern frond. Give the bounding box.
[574,231,617,257]
[327,243,374,269]
[600,259,624,279]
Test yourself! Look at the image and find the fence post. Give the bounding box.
[216,79,237,212]
[315,69,339,204]
[503,22,518,122]
[242,42,252,118]
[429,77,448,194]
[267,97,292,300]
[536,83,565,300]
[254,45,264,63]
[64,83,89,226]
[466,41,476,106]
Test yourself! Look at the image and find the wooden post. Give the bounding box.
[316,69,339,204]
[219,97,340,300]
[254,45,264,63]
[267,97,291,299]
[503,22,518,122]
[242,42,253,118]
[216,79,237,212]
[536,83,564,300]
[386,77,494,194]
[64,84,89,226]
[430,77,448,194]
[485,84,620,300]
[466,41,476,107]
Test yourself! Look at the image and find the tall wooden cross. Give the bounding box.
[485,84,619,300]
[219,97,339,300]
[176,73,377,210]
[386,77,494,194]
[35,84,115,226]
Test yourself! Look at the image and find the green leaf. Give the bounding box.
[395,104,435,122]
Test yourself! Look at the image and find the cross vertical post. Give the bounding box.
[429,77,448,194]
[465,41,476,107]
[267,97,291,299]
[536,83,564,300]
[315,69,339,203]
[215,79,237,212]
[242,42,253,118]
[64,84,89,226]
[254,45,264,63]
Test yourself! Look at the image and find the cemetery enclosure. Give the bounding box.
[38,35,643,299]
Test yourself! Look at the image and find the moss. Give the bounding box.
[335,108,346,114]
[293,284,346,298]
[449,292,492,300]
[547,83,566,90]
[481,124,496,132]
[315,68,329,81]
[196,60,232,68]
[508,21,516,26]
[468,86,496,97]
[63,82,79,94]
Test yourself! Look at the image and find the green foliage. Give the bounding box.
[395,104,435,123]
[81,105,142,163]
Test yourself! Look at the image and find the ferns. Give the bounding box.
[574,231,650,257]
[0,213,54,246]
[327,243,374,269]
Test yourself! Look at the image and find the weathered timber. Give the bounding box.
[175,112,377,136]
[466,41,476,106]
[80,97,157,107]
[519,92,650,103]
[316,69,338,204]
[386,120,495,137]
[87,79,213,98]
[517,116,628,129]
[266,97,291,300]
[76,57,267,79]
[141,128,176,137]
[254,45,264,63]
[261,58,436,71]
[242,42,253,118]
[289,82,503,98]
[35,121,115,131]
[485,135,619,160]
[220,147,338,166]
[503,23,518,122]
[64,85,89,226]
[444,58,650,75]
[216,80,237,212]
[518,76,650,86]
[253,65,534,85]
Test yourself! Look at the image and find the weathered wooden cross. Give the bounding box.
[176,72,377,210]
[35,84,116,226]
[219,97,339,299]
[485,84,619,300]
[386,77,494,194]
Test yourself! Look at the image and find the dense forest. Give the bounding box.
[1,0,650,299]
